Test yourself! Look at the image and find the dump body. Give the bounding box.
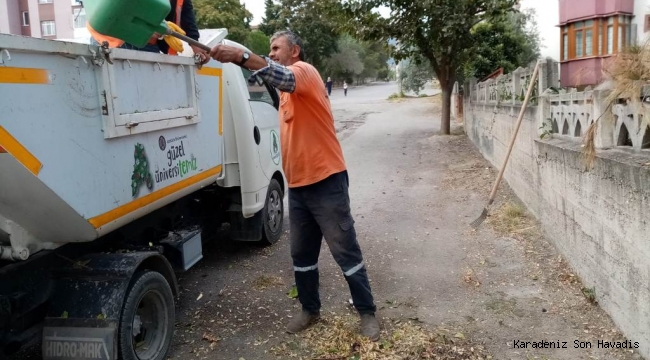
[0,33,270,259]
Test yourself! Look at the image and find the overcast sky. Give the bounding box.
[243,0,560,61]
[520,0,560,61]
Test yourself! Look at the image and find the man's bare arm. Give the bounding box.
[208,45,269,70]
[210,45,296,93]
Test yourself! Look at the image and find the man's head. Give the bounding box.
[270,30,305,66]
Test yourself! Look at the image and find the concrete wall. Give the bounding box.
[465,66,650,359]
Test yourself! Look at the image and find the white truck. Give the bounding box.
[0,30,285,360]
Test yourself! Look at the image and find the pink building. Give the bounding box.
[558,0,643,87]
[0,0,85,41]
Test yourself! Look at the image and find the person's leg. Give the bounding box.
[307,172,376,315]
[289,188,324,315]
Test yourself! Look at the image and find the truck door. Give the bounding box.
[240,69,281,180]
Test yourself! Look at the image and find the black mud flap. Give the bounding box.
[42,319,117,360]
[228,209,263,242]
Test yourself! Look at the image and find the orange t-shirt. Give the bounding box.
[280,62,347,188]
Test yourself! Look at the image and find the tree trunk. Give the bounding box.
[440,83,453,135]
[435,64,455,135]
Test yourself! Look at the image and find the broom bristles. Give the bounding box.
[581,38,650,169]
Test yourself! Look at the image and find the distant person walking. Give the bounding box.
[326,77,333,96]
[343,81,348,97]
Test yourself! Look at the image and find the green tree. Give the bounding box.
[193,0,253,44]
[245,30,271,55]
[323,37,391,84]
[259,0,282,36]
[400,56,434,95]
[325,35,364,82]
[274,0,346,71]
[359,40,390,83]
[463,9,541,80]
[346,0,518,134]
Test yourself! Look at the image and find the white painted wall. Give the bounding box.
[27,0,40,37]
[0,1,12,34]
[53,0,74,39]
[634,0,650,43]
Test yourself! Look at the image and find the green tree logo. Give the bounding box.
[131,143,154,198]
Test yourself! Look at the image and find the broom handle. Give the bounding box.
[486,61,540,205]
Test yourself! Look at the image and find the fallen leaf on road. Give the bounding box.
[455,332,466,339]
[197,293,203,301]
[287,285,298,299]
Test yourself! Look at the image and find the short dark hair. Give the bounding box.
[271,30,306,61]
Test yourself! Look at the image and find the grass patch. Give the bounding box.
[487,202,537,237]
[581,287,597,304]
[252,275,284,290]
[387,92,405,100]
[271,314,492,359]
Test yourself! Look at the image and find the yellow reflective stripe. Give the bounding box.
[197,67,222,77]
[88,165,222,228]
[0,67,50,84]
[0,126,42,175]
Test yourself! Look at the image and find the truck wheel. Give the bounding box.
[261,179,284,245]
[119,271,174,360]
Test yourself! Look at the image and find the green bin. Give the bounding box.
[83,0,171,47]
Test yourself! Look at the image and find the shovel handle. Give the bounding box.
[166,29,247,69]
[486,61,540,204]
[167,30,211,52]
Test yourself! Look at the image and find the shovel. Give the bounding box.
[83,0,210,52]
[470,61,540,229]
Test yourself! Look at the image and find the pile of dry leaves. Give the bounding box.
[271,314,492,360]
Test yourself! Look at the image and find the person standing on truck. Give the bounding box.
[86,0,209,64]
[208,30,381,341]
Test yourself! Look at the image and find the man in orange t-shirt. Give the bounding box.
[210,31,380,341]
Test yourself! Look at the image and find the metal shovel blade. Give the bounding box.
[470,207,488,229]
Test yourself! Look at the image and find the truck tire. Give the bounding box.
[261,179,284,245]
[118,271,174,360]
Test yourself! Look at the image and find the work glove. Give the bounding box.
[163,21,185,53]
